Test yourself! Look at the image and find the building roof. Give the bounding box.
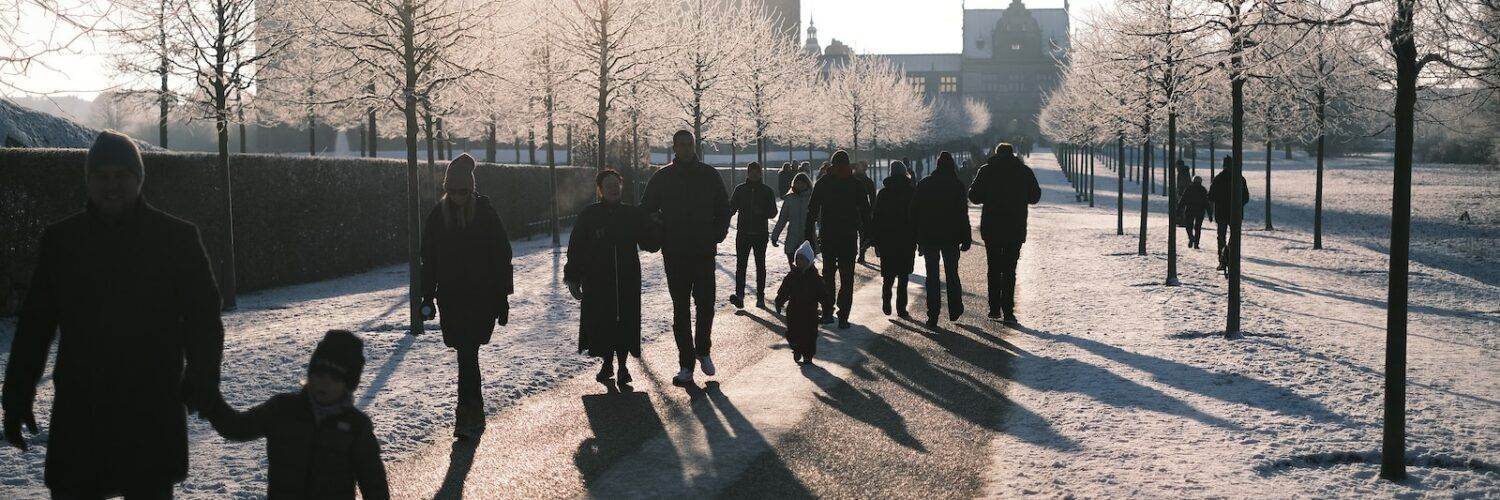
[963,6,1070,60]
[877,53,963,73]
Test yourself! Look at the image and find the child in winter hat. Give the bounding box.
[774,242,828,364]
[205,330,389,499]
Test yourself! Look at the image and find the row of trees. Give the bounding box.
[1040,0,1496,481]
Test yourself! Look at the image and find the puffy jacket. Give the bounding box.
[207,391,388,500]
[1209,169,1250,223]
[804,173,872,248]
[772,190,811,250]
[729,180,779,235]
[967,153,1041,244]
[911,166,972,248]
[639,157,731,255]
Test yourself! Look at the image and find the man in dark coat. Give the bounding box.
[967,143,1041,323]
[911,151,973,327]
[1181,176,1212,249]
[1209,156,1250,271]
[870,161,917,318]
[804,150,872,329]
[3,130,225,499]
[854,162,878,264]
[728,162,779,309]
[419,154,514,439]
[640,130,731,386]
[566,170,658,386]
[206,330,389,500]
[777,162,796,199]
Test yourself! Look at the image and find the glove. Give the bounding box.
[420,296,437,321]
[770,239,779,247]
[567,280,584,301]
[180,378,220,416]
[496,299,510,326]
[4,404,38,452]
[960,241,972,252]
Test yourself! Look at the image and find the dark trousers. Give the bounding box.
[735,233,768,299]
[1216,220,1230,265]
[456,346,481,407]
[52,482,173,500]
[985,241,1023,315]
[882,274,909,313]
[922,245,963,321]
[1186,212,1205,248]
[664,252,715,369]
[821,239,857,320]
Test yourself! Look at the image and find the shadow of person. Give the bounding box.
[432,437,480,500]
[573,390,673,490]
[799,362,928,453]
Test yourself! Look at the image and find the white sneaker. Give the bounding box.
[672,368,694,386]
[698,355,717,376]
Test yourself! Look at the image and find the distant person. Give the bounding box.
[640,130,731,386]
[805,150,872,329]
[1175,159,1191,196]
[774,242,828,365]
[419,153,514,439]
[1209,156,1250,271]
[871,161,917,318]
[772,173,814,265]
[854,161,878,264]
[911,151,973,327]
[3,130,226,499]
[728,162,779,309]
[968,143,1041,324]
[566,170,659,387]
[1181,175,1212,249]
[206,330,389,500]
[777,162,796,198]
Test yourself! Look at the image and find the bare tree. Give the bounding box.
[551,0,673,169]
[729,9,812,166]
[1,0,107,93]
[106,0,187,147]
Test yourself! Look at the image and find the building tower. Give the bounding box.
[803,20,821,55]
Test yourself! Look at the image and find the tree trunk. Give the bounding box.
[403,1,423,336]
[486,118,497,163]
[1117,135,1125,235]
[1139,137,1151,256]
[528,128,537,165]
[1315,87,1326,250]
[1166,112,1179,286]
[215,95,237,310]
[308,113,317,156]
[1227,23,1246,338]
[423,104,436,204]
[547,95,559,247]
[1381,0,1417,481]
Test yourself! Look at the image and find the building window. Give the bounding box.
[976,39,986,50]
[908,75,927,94]
[940,76,958,94]
[1011,44,1022,51]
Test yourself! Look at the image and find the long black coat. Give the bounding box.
[774,266,826,355]
[967,153,1042,244]
[639,157,730,256]
[804,173,872,251]
[1182,183,1212,218]
[729,180,778,235]
[565,201,659,358]
[3,201,224,491]
[910,167,972,248]
[421,195,513,348]
[870,175,917,276]
[208,391,388,500]
[1209,170,1251,224]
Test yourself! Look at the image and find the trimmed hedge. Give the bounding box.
[0,149,595,314]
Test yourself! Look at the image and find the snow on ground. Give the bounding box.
[982,150,1498,497]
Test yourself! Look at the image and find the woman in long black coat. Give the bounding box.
[870,161,917,318]
[419,154,513,439]
[565,169,659,386]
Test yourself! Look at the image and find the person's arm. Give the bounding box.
[771,198,790,243]
[774,275,791,310]
[712,171,732,243]
[489,205,514,296]
[205,396,274,442]
[857,181,873,233]
[177,225,225,414]
[727,184,743,220]
[3,227,61,449]
[967,167,988,205]
[638,171,661,215]
[563,210,589,286]
[419,209,440,299]
[636,206,661,253]
[1026,167,1042,205]
[353,421,391,500]
[763,186,778,220]
[803,182,823,243]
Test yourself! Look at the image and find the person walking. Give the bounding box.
[728,162,779,309]
[771,173,814,265]
[967,143,1041,324]
[566,169,659,387]
[640,130,731,386]
[854,162,878,264]
[419,154,514,440]
[870,161,917,318]
[1209,156,1250,271]
[804,150,872,329]
[3,130,226,499]
[774,242,827,365]
[911,151,973,327]
[777,162,795,199]
[1181,175,1212,249]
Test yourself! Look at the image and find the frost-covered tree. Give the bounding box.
[551,0,673,169]
[106,0,188,147]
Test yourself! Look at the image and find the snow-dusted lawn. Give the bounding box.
[983,151,1498,497]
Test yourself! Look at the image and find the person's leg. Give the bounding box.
[120,483,173,500]
[50,485,105,500]
[882,274,894,314]
[821,250,837,319]
[896,274,909,314]
[943,247,964,318]
[456,346,481,408]
[691,253,716,359]
[924,248,942,322]
[1216,221,1229,267]
[615,349,632,383]
[753,235,768,303]
[1001,243,1022,316]
[734,234,750,300]
[985,241,1003,315]
[836,249,856,321]
[663,253,696,371]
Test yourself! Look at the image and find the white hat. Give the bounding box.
[795,241,817,268]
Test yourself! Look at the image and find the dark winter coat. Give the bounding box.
[856,174,878,215]
[2,200,223,491]
[967,153,1042,244]
[1209,170,1251,224]
[639,157,731,256]
[421,195,513,348]
[871,175,917,276]
[777,167,795,198]
[729,180,779,235]
[804,173,873,251]
[565,201,659,358]
[774,266,827,355]
[910,166,973,248]
[1182,183,1212,218]
[208,391,389,500]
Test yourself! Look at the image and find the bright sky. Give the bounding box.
[5,0,1114,99]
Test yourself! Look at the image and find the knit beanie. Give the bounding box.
[86,130,145,181]
[830,150,853,177]
[889,161,908,178]
[308,330,366,390]
[444,154,478,190]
